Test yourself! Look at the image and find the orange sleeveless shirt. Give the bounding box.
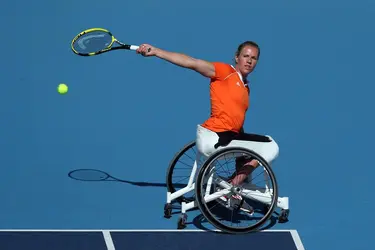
[201,62,250,133]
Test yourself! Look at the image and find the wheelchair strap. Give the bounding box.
[214,131,271,149]
[214,131,238,149]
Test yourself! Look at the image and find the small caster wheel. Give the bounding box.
[278,209,289,223]
[177,213,187,229]
[164,203,172,219]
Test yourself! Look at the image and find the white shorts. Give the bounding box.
[195,125,279,164]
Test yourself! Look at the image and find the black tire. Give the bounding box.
[166,140,197,203]
[195,147,278,234]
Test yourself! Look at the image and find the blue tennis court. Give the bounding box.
[0,230,304,250]
[1,0,374,249]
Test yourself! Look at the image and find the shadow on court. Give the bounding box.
[194,200,279,232]
[189,213,279,233]
[186,205,278,233]
[68,169,279,231]
[68,168,185,188]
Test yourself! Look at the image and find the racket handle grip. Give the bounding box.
[131,45,151,52]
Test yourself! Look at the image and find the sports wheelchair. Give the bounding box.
[163,137,290,234]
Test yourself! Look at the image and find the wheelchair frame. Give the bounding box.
[164,141,290,234]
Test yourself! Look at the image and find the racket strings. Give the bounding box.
[73,31,113,54]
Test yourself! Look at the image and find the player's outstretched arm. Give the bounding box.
[136,44,215,78]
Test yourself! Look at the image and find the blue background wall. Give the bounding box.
[1,0,374,249]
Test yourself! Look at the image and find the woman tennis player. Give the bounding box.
[136,41,279,214]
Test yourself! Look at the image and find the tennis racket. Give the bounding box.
[71,28,146,56]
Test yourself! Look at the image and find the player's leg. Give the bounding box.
[223,136,279,213]
[195,124,219,157]
[230,157,259,186]
[196,126,279,186]
[219,155,258,213]
[229,136,279,181]
[195,125,251,212]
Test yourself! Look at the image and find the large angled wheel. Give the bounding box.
[195,147,278,234]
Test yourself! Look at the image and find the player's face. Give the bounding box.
[235,45,259,76]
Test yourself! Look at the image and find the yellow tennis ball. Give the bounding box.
[58,83,68,94]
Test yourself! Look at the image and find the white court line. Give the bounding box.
[102,230,116,250]
[290,230,306,250]
[0,229,295,232]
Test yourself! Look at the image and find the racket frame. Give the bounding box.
[71,28,139,56]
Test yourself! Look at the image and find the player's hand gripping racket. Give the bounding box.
[71,28,148,56]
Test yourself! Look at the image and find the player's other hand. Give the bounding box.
[136,44,157,57]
